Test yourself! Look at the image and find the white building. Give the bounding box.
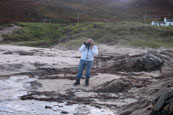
[151,17,173,26]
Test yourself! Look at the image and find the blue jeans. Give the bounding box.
[76,59,93,79]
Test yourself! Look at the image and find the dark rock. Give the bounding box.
[61,111,69,114]
[119,98,151,115]
[45,105,52,109]
[3,51,13,54]
[93,79,132,93]
[16,51,34,56]
[128,53,164,71]
[119,110,133,115]
[150,90,173,115]
[94,105,102,109]
[36,67,77,78]
[30,81,42,90]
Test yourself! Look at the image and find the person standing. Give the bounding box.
[73,39,98,86]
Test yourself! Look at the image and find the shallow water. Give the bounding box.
[0,75,115,115]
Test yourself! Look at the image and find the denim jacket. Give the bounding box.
[79,44,98,61]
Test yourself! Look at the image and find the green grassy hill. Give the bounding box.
[2,22,173,48]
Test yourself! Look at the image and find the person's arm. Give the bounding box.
[79,44,85,53]
[91,46,98,56]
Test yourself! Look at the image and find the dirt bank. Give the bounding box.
[0,25,21,41]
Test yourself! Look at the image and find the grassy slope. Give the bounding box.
[2,22,173,48]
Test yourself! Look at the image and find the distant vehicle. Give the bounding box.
[151,17,173,26]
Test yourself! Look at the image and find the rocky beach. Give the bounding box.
[0,44,172,115]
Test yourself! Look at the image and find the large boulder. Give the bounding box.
[99,51,172,72]
[150,90,173,115]
[123,52,164,72]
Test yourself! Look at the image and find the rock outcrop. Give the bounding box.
[96,50,173,73]
[150,90,173,115]
[125,52,164,71]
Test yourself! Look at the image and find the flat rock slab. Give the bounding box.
[0,45,80,76]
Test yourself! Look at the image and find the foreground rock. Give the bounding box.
[150,90,173,115]
[118,74,173,115]
[119,98,152,115]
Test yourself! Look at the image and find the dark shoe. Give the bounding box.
[85,78,89,86]
[73,79,80,86]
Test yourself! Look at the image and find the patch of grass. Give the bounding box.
[2,22,173,48]
[3,22,65,47]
